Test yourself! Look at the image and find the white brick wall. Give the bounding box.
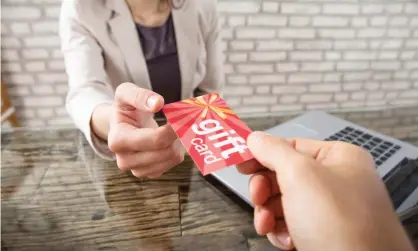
[279,28,315,39]
[1,7,42,20]
[290,51,322,61]
[32,21,58,33]
[281,3,320,14]
[249,74,285,84]
[10,23,31,34]
[262,2,279,13]
[236,28,275,39]
[289,73,322,83]
[289,17,310,27]
[1,0,418,128]
[323,4,359,15]
[247,15,286,26]
[256,40,292,50]
[25,61,46,72]
[276,63,298,73]
[250,52,286,62]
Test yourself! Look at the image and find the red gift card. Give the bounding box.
[162,93,254,175]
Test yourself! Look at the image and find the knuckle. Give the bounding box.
[279,137,292,145]
[176,153,185,164]
[116,157,128,171]
[335,141,351,149]
[338,141,372,158]
[107,138,118,153]
[115,82,131,96]
[107,130,122,152]
[359,148,374,165]
[116,155,138,171]
[166,145,183,165]
[333,141,359,154]
[172,148,185,164]
[115,83,126,98]
[134,89,145,108]
[337,141,358,151]
[154,134,171,149]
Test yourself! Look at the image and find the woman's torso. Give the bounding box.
[71,0,211,101]
[135,13,182,106]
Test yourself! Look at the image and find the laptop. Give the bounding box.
[211,111,418,217]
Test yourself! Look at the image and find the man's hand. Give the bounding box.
[237,132,413,251]
[107,83,184,178]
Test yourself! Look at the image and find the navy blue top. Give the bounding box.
[135,14,182,116]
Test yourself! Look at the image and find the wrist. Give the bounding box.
[91,103,112,140]
[350,215,413,251]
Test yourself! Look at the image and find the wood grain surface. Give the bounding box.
[2,107,418,250]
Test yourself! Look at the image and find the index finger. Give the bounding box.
[109,123,178,152]
[237,159,264,174]
[134,124,178,151]
[237,133,336,175]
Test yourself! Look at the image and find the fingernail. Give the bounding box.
[275,233,291,248]
[255,206,261,213]
[250,131,268,144]
[253,212,258,228]
[146,95,159,110]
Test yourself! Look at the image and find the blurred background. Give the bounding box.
[1,0,417,129]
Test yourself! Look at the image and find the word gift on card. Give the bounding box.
[162,93,254,175]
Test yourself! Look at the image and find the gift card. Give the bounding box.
[162,93,254,175]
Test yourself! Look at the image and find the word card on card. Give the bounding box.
[162,93,254,175]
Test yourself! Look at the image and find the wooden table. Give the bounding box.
[2,107,418,251]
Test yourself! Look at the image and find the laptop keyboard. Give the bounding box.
[325,127,417,209]
[325,126,402,167]
[383,157,418,209]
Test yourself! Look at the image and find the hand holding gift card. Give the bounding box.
[162,93,254,175]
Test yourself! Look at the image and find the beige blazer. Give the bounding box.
[59,0,224,160]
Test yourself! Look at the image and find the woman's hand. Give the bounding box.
[107,82,184,178]
[237,132,413,251]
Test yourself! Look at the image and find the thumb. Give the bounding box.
[247,131,309,179]
[115,82,164,113]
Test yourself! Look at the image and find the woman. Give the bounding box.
[60,0,223,178]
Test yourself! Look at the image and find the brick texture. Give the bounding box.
[1,0,417,128]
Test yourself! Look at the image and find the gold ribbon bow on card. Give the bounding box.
[183,94,235,120]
